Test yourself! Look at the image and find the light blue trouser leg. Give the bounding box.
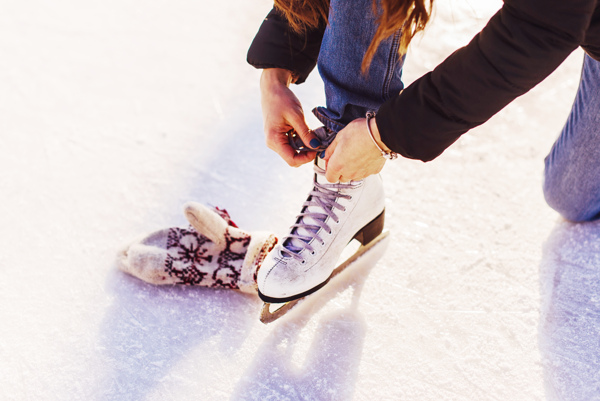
[543,54,600,222]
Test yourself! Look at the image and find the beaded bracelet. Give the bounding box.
[366,111,398,160]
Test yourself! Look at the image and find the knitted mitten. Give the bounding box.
[118,202,277,294]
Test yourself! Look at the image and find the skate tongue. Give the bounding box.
[315,158,336,186]
[281,128,338,256]
[282,202,324,254]
[282,165,334,256]
[312,126,334,182]
[315,155,327,171]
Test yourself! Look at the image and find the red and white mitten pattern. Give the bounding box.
[118,202,277,294]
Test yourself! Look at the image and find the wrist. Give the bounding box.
[368,116,392,153]
[260,68,295,88]
[365,111,398,160]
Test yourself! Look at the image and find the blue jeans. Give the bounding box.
[313,0,405,134]
[544,54,600,222]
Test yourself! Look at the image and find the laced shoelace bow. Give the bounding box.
[279,168,360,262]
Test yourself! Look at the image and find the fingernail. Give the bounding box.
[319,151,326,158]
[310,138,322,148]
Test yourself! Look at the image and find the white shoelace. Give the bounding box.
[279,166,359,262]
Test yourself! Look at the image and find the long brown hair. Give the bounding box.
[274,0,434,72]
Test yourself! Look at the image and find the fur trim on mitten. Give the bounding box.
[118,202,277,294]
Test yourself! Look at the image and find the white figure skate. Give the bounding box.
[257,155,386,316]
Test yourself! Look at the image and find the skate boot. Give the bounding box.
[257,156,386,303]
[118,202,277,294]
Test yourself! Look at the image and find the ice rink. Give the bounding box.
[1,0,599,399]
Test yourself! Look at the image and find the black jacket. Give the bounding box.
[247,1,600,161]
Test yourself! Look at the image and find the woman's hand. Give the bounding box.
[323,116,389,182]
[260,68,321,167]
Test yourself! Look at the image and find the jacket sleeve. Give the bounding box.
[376,0,597,162]
[247,8,326,84]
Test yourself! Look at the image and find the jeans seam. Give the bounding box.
[383,30,402,100]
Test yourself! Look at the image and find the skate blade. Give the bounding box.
[259,230,390,324]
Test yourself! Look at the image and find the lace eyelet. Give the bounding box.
[301,260,306,264]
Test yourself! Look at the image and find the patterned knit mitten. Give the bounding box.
[118,202,277,294]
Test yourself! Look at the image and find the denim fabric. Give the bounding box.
[313,0,405,133]
[544,54,600,222]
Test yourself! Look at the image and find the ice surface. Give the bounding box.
[1,0,598,400]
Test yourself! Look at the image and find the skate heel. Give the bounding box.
[353,209,385,246]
